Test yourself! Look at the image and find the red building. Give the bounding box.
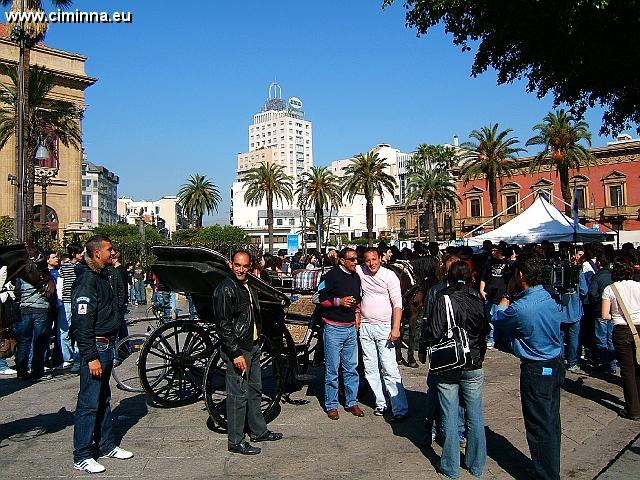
[455,137,640,239]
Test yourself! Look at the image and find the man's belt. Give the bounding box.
[95,336,111,344]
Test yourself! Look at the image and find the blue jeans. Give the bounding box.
[594,318,616,371]
[425,373,465,438]
[484,301,494,345]
[562,321,581,368]
[73,341,116,462]
[323,323,359,410]
[15,309,49,377]
[434,368,486,479]
[134,280,146,305]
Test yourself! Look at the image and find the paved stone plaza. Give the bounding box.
[1,305,638,479]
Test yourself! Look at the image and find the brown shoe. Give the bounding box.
[327,408,339,420]
[345,405,365,417]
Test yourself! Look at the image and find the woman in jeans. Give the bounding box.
[423,261,488,478]
[601,256,640,420]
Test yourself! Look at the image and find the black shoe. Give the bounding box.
[389,414,407,423]
[228,441,261,455]
[250,430,283,442]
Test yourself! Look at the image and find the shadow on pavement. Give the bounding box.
[111,394,148,444]
[0,377,35,399]
[563,376,624,413]
[0,407,74,447]
[485,427,531,478]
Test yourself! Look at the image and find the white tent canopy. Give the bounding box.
[466,196,614,246]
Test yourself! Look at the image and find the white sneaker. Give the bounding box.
[374,406,386,416]
[73,458,106,474]
[100,446,133,460]
[0,368,17,375]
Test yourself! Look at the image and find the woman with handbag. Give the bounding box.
[423,261,488,478]
[601,256,640,420]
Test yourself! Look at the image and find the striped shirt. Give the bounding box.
[58,261,77,303]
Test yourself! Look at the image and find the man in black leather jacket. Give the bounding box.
[213,250,282,455]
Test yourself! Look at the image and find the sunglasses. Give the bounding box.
[343,257,358,262]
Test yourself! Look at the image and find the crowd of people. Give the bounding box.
[2,236,640,478]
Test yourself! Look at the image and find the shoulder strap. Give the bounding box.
[610,284,640,364]
[443,295,455,330]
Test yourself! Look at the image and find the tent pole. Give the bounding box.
[463,190,537,238]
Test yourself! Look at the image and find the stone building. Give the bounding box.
[81,158,119,228]
[0,24,96,240]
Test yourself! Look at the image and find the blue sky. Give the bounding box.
[40,0,627,225]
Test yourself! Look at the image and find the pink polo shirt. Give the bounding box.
[356,264,402,325]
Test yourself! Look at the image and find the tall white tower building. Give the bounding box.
[239,82,313,180]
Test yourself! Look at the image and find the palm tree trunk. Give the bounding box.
[559,164,572,216]
[366,197,374,247]
[427,201,436,242]
[416,200,421,241]
[267,194,274,253]
[316,204,323,253]
[23,47,33,244]
[489,176,499,230]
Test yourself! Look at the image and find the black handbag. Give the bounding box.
[427,294,471,373]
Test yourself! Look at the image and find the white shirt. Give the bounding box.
[602,280,640,326]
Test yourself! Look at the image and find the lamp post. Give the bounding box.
[34,136,56,245]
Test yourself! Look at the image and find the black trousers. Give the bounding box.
[520,356,565,480]
[222,344,267,446]
[613,325,640,417]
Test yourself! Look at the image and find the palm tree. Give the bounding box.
[342,151,397,247]
[460,124,524,229]
[243,162,293,253]
[0,65,83,239]
[177,174,222,228]
[526,109,595,215]
[405,170,459,242]
[408,144,459,239]
[295,166,342,251]
[2,0,75,241]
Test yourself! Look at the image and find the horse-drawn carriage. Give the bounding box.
[136,246,321,431]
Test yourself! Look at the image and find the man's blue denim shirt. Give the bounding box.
[493,285,564,361]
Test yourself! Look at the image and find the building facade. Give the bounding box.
[81,158,119,228]
[117,196,187,235]
[0,24,96,240]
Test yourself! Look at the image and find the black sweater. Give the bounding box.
[317,266,361,324]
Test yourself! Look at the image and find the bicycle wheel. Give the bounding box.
[112,333,150,393]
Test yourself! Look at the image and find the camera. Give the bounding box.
[541,260,580,296]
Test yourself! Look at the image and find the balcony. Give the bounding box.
[600,205,639,219]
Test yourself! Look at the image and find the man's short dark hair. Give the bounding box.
[363,247,379,257]
[85,235,111,258]
[515,250,545,286]
[66,242,83,256]
[231,249,251,262]
[339,247,356,259]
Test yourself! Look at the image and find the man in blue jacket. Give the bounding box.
[71,235,133,474]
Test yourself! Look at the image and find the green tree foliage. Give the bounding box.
[384,0,639,135]
[460,125,524,228]
[89,224,165,266]
[342,151,397,246]
[296,166,342,249]
[243,162,293,253]
[0,216,13,245]
[526,109,595,215]
[177,174,222,228]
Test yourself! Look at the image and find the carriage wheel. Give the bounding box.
[138,320,215,407]
[203,335,284,432]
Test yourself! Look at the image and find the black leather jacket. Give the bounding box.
[420,284,488,370]
[213,274,262,359]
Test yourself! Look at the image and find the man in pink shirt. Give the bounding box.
[357,247,408,420]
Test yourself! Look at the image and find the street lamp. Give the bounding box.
[34,136,57,244]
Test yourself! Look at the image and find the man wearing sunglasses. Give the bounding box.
[317,247,363,420]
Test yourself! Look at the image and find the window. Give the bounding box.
[505,194,518,214]
[289,218,294,225]
[277,218,283,226]
[347,218,351,227]
[574,187,586,209]
[610,185,624,206]
[82,195,92,207]
[470,198,481,218]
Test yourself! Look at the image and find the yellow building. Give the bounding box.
[0,24,96,240]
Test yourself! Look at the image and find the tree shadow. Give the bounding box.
[562,376,624,413]
[0,407,74,448]
[110,394,148,444]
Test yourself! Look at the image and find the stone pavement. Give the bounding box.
[1,306,638,479]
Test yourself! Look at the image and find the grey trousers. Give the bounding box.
[222,343,268,445]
